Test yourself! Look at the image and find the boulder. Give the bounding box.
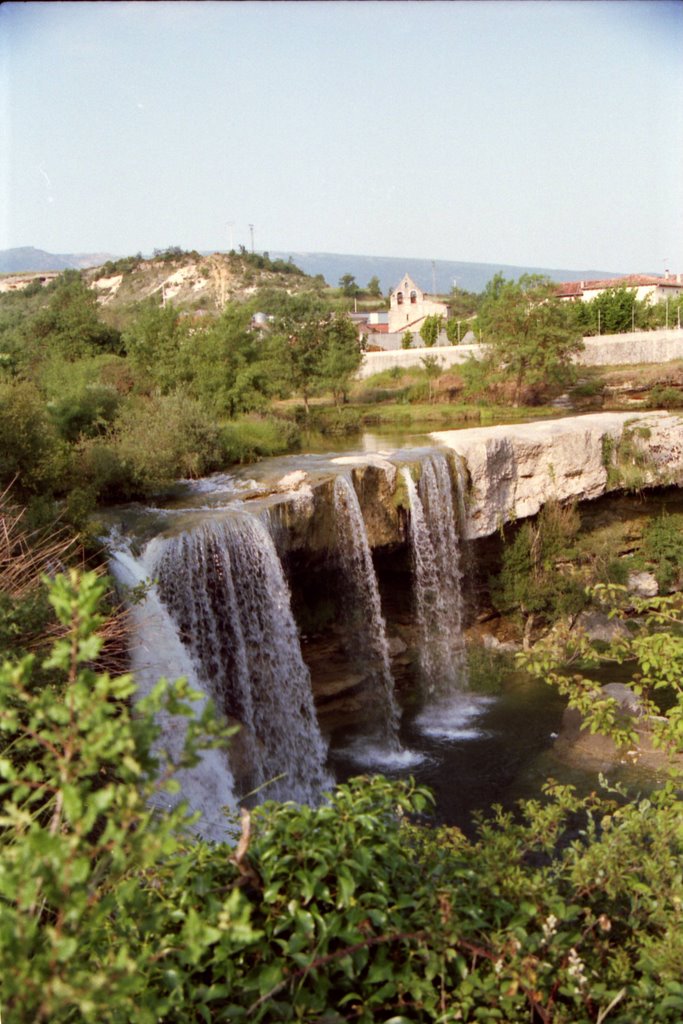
[627,571,658,598]
[574,610,629,644]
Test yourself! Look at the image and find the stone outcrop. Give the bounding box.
[554,682,673,770]
[235,412,683,554]
[432,411,683,539]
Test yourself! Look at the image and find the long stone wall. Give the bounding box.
[359,328,683,379]
[577,330,683,366]
[359,343,485,378]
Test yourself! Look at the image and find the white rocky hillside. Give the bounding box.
[83,251,316,310]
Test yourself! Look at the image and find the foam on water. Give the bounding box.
[338,737,427,770]
[415,696,494,742]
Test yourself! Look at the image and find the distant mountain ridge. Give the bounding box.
[269,251,624,296]
[1,245,624,294]
[0,247,115,274]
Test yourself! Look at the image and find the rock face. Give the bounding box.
[249,412,683,555]
[431,412,683,540]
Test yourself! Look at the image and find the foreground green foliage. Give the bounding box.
[1,572,682,1022]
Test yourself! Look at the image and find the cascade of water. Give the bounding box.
[152,511,330,805]
[109,544,237,843]
[402,452,467,696]
[332,474,402,750]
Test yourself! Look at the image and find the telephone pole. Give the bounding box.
[249,224,255,253]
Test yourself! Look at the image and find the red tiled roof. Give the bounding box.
[556,275,681,297]
[359,322,389,334]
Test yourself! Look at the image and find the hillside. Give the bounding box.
[80,251,319,312]
[0,246,115,273]
[1,246,625,298]
[270,251,623,296]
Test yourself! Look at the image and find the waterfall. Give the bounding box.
[332,474,402,750]
[402,452,467,697]
[109,544,237,843]
[152,511,330,805]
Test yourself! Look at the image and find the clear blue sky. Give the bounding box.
[2,0,682,272]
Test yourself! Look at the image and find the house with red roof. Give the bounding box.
[556,274,683,304]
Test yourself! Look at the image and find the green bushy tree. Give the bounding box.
[479,274,583,404]
[419,314,444,347]
[269,311,361,414]
[0,378,65,496]
[122,301,191,393]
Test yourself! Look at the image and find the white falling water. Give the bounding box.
[109,544,237,844]
[332,475,403,755]
[152,511,331,805]
[402,452,468,698]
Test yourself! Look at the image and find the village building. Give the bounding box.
[556,273,683,305]
[388,273,449,335]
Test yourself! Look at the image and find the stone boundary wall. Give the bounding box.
[577,330,683,366]
[358,343,485,378]
[359,328,683,380]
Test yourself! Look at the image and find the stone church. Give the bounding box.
[388,273,449,335]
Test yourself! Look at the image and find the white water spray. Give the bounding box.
[333,474,402,750]
[109,544,237,843]
[402,453,468,696]
[152,512,330,805]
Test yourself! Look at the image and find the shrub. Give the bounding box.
[0,378,66,495]
[219,416,301,462]
[1,572,682,1023]
[641,511,683,591]
[491,501,586,643]
[113,391,225,491]
[647,385,683,409]
[47,384,120,442]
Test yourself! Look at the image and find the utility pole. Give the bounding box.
[431,260,437,295]
[249,224,255,254]
[227,221,235,251]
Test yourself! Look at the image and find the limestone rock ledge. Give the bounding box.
[431,411,683,540]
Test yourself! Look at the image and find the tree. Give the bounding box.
[419,314,444,347]
[448,286,481,319]
[576,285,646,336]
[366,275,382,298]
[270,311,360,413]
[338,273,359,298]
[122,301,189,393]
[478,274,583,404]
[318,312,363,406]
[420,354,442,403]
[401,329,413,350]
[16,271,121,363]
